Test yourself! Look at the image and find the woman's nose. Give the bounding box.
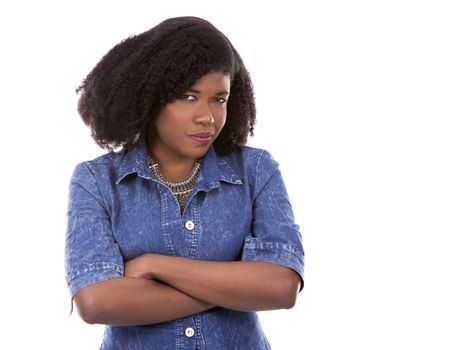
[194,103,214,125]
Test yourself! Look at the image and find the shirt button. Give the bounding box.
[185,327,195,337]
[185,220,195,231]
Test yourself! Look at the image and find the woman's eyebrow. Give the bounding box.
[216,91,230,96]
[186,88,229,96]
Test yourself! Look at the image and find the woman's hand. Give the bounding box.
[124,253,156,279]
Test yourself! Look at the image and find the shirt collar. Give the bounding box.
[196,146,243,191]
[115,136,243,187]
[115,136,152,184]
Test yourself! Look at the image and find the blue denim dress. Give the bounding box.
[65,137,305,349]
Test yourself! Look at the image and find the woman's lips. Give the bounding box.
[189,132,214,144]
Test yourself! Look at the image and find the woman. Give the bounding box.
[66,16,304,349]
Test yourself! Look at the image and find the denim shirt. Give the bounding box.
[65,137,304,350]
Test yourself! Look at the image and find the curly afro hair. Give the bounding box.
[76,16,256,155]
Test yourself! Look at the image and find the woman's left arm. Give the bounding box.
[125,254,300,311]
[126,150,304,312]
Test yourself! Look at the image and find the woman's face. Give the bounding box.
[150,71,230,163]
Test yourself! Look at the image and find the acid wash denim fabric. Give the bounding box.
[65,136,305,350]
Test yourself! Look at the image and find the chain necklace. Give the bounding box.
[148,156,201,212]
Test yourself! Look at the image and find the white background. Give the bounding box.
[1,0,451,349]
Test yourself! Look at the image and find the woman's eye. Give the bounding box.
[213,97,227,104]
[181,94,196,101]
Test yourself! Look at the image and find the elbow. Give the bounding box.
[77,303,101,325]
[279,288,297,310]
[277,272,302,309]
[74,287,105,324]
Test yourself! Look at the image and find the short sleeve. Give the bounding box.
[65,162,124,304]
[242,151,305,286]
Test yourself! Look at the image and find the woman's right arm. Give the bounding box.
[66,162,213,326]
[74,277,214,325]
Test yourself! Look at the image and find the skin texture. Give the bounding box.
[125,254,301,311]
[148,72,229,181]
[75,277,214,326]
[74,72,302,326]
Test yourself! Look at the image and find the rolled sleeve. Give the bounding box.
[242,151,305,283]
[242,240,304,282]
[65,163,124,303]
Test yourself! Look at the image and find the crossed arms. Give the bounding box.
[74,254,301,326]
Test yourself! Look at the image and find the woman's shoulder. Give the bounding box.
[70,149,128,185]
[223,145,279,170]
[217,146,280,189]
[85,150,124,168]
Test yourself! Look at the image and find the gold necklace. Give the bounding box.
[148,156,201,212]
